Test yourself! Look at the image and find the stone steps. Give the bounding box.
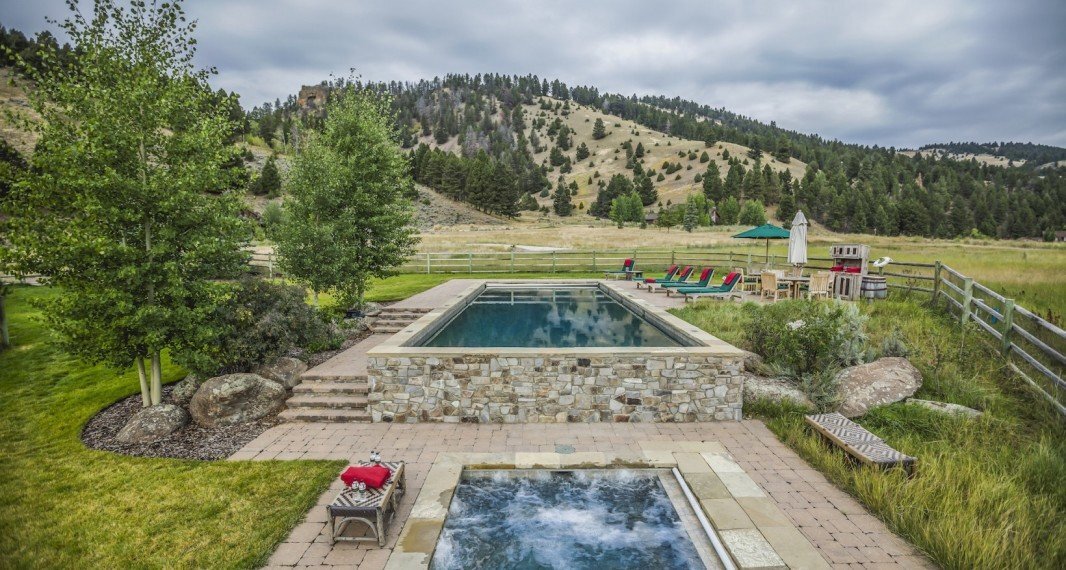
[278,408,371,422]
[292,380,369,395]
[286,394,369,409]
[368,307,429,334]
[284,372,371,422]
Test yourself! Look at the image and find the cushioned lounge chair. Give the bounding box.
[636,264,679,289]
[647,267,713,293]
[673,272,743,301]
[603,258,636,280]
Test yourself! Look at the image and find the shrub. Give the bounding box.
[747,300,869,379]
[174,277,342,376]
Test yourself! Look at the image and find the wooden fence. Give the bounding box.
[934,263,1065,415]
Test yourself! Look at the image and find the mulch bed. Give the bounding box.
[81,385,282,461]
[81,302,391,461]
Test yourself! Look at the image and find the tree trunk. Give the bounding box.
[136,356,150,407]
[312,290,319,308]
[150,352,162,406]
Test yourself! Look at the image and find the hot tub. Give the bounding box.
[430,469,722,569]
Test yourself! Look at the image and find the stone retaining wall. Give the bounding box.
[367,353,744,423]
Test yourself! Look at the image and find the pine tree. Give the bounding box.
[552,176,573,216]
[549,146,566,166]
[724,164,743,199]
[575,142,590,161]
[592,174,633,218]
[556,127,571,150]
[592,117,607,140]
[683,200,698,232]
[635,174,657,206]
[634,142,645,158]
[777,191,797,227]
[700,151,710,163]
[702,162,723,202]
[489,161,520,217]
[252,156,282,196]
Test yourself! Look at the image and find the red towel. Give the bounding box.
[830,265,844,272]
[340,465,391,489]
[844,267,862,274]
[723,272,740,285]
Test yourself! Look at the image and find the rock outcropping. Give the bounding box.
[189,373,287,427]
[836,357,922,417]
[254,357,307,390]
[116,404,189,443]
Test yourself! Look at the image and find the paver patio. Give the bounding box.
[239,421,931,569]
[243,278,931,569]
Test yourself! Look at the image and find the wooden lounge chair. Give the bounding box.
[648,267,713,293]
[760,272,789,302]
[673,272,743,301]
[603,258,636,280]
[636,264,679,289]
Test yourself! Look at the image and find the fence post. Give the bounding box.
[960,277,974,324]
[932,261,942,304]
[592,250,597,271]
[468,252,473,273]
[1001,298,1015,356]
[670,250,676,265]
[746,253,752,273]
[426,253,431,274]
[268,253,274,280]
[552,251,557,273]
[510,250,515,273]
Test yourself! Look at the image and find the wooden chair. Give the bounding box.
[760,272,788,302]
[807,272,831,300]
[735,267,757,293]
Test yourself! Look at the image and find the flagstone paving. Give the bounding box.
[239,421,932,569]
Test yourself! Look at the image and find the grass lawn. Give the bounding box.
[0,287,344,568]
[672,295,1066,569]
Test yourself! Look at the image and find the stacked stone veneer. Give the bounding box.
[367,353,744,423]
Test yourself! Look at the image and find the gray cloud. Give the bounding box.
[3,0,1064,147]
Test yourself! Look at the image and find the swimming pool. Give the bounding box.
[430,469,718,569]
[366,280,746,423]
[421,286,681,348]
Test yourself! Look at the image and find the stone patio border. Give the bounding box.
[385,441,829,570]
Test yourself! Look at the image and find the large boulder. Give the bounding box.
[254,357,308,390]
[744,375,814,410]
[836,357,922,418]
[189,373,287,427]
[116,404,189,443]
[170,374,203,405]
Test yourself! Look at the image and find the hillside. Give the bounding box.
[417,97,807,217]
[917,141,1066,169]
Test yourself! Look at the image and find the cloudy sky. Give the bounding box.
[4,0,1065,148]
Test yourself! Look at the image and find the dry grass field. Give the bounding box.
[413,221,1066,317]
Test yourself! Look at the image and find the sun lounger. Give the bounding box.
[672,272,742,301]
[647,267,713,293]
[636,264,679,289]
[603,258,638,280]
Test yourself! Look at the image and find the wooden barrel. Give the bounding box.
[861,276,888,299]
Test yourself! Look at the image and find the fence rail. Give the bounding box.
[934,263,1065,415]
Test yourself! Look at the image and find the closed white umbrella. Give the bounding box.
[787,210,808,266]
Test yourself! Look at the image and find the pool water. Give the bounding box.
[421,287,681,348]
[430,470,707,570]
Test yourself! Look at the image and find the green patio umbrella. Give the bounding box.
[733,223,791,263]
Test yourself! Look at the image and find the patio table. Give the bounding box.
[779,275,810,298]
[327,461,406,546]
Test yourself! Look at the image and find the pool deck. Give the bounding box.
[242,422,931,569]
[247,278,931,569]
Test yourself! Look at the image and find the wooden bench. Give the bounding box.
[805,412,916,474]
